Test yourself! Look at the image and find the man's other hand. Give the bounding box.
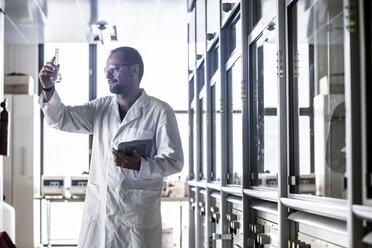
[112,148,141,171]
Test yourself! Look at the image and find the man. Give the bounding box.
[38,46,184,247]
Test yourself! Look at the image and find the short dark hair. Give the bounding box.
[110,47,144,82]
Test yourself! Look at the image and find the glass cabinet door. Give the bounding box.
[249,19,279,188]
[249,0,276,30]
[227,58,242,185]
[206,0,220,47]
[201,92,208,181]
[289,0,346,198]
[196,0,206,57]
[209,44,221,182]
[212,80,222,182]
[189,7,196,71]
[189,78,195,180]
[226,15,242,58]
[192,101,198,180]
[197,63,206,180]
[221,0,240,24]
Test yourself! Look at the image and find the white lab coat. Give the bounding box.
[39,89,184,248]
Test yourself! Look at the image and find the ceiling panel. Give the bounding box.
[4,0,186,44]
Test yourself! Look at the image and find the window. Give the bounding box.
[42,43,89,243]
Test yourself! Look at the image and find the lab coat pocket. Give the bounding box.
[118,188,161,229]
[84,182,100,219]
[124,127,155,141]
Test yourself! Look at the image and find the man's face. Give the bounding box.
[105,52,138,95]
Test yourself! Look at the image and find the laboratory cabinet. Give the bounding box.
[197,189,208,247]
[247,200,278,247]
[189,186,196,248]
[210,193,221,248]
[2,94,40,248]
[187,0,371,247]
[226,197,243,247]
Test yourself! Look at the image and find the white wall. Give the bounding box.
[0,0,6,230]
[4,44,39,94]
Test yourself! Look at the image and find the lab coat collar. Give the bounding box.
[111,89,150,149]
[109,89,149,126]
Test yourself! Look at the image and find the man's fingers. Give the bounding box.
[132,149,141,160]
[113,149,129,168]
[43,64,56,72]
[49,56,56,63]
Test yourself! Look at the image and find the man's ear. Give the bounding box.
[131,64,140,76]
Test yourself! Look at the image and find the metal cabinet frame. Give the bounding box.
[187,0,370,247]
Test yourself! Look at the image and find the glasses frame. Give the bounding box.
[104,63,134,76]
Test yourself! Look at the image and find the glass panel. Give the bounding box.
[193,105,198,179]
[209,44,219,80]
[206,0,220,45]
[227,16,242,57]
[43,43,90,177]
[189,79,195,179]
[176,113,189,179]
[291,0,346,198]
[201,96,208,180]
[189,8,196,71]
[250,20,279,187]
[250,0,276,29]
[196,0,206,57]
[43,43,89,244]
[227,59,242,185]
[221,0,240,24]
[212,81,222,182]
[197,63,205,180]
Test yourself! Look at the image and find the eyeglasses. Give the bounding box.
[104,64,133,75]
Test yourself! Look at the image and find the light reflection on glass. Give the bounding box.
[227,59,242,185]
[251,21,279,187]
[292,0,346,198]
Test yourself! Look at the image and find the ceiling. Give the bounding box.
[3,0,188,44]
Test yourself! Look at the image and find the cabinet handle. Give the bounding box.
[222,3,233,12]
[207,33,216,41]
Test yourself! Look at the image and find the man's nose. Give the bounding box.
[106,71,113,78]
